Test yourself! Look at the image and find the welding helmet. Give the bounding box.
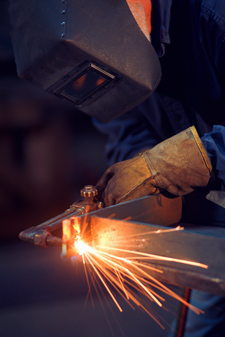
[8,0,161,123]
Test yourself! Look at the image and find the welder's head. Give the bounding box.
[8,0,161,123]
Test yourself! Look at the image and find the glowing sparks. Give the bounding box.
[64,218,207,328]
[96,246,208,269]
[72,229,207,328]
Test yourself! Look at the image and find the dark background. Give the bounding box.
[0,2,108,240]
[0,2,178,336]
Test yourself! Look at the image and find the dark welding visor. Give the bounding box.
[8,0,161,123]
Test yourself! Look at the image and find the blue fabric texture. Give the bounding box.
[167,290,225,337]
[183,290,225,337]
[202,126,225,183]
[93,0,225,336]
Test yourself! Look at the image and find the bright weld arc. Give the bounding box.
[75,236,87,255]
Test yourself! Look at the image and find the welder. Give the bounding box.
[8,0,225,335]
[93,1,225,336]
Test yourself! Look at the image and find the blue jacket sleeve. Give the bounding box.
[201,125,225,183]
[93,110,161,165]
[93,93,174,165]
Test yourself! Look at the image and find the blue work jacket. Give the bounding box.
[94,0,225,185]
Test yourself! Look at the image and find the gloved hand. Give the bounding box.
[96,126,212,206]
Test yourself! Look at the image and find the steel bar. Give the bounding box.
[77,193,225,296]
[86,194,183,226]
[88,215,225,296]
[174,288,192,337]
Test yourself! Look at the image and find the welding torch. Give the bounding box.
[19,185,104,250]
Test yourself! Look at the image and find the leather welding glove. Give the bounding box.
[96,126,212,206]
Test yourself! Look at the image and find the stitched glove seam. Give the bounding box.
[117,176,158,203]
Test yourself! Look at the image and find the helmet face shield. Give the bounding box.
[8,0,161,123]
[49,61,119,106]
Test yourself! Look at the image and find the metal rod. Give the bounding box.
[35,209,83,231]
[174,288,191,337]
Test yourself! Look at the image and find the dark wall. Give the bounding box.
[0,1,107,239]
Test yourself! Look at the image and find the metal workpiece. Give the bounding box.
[61,194,182,258]
[89,215,225,296]
[19,192,182,248]
[87,192,225,297]
[86,193,182,225]
[19,185,102,248]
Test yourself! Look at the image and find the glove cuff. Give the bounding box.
[190,126,212,172]
[143,126,212,196]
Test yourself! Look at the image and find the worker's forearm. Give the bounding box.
[201,125,225,184]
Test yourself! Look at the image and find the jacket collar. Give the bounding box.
[152,0,173,56]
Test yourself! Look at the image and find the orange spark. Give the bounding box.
[68,221,207,328]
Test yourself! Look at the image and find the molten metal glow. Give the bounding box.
[75,236,87,256]
[74,225,207,328]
